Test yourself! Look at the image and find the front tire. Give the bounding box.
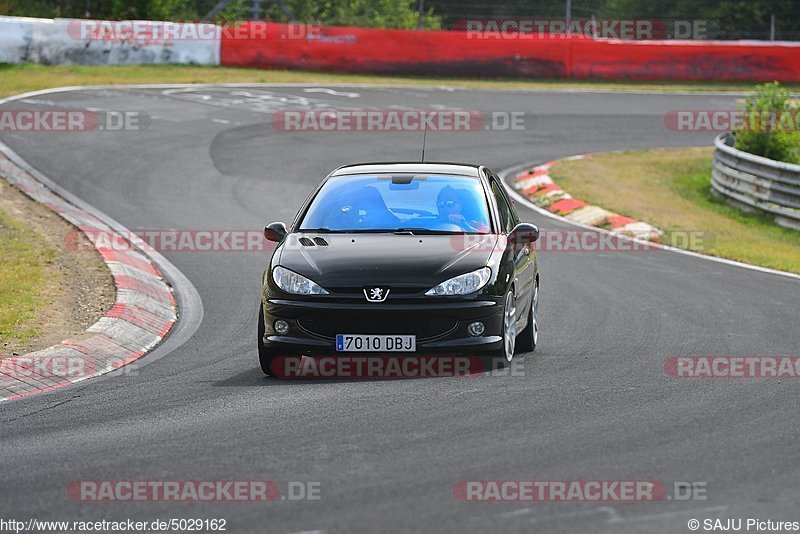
[258,304,278,376]
[516,278,539,353]
[482,290,516,371]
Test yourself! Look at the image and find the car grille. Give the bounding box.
[330,287,426,296]
[298,313,457,341]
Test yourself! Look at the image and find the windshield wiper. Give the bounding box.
[299,228,409,234]
[299,228,466,235]
[392,228,466,235]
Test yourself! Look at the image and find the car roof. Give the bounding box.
[329,162,482,178]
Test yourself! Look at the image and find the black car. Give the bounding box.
[258,163,540,376]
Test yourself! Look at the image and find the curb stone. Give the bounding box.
[511,155,664,242]
[0,153,177,401]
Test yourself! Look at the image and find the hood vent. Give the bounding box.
[298,236,329,247]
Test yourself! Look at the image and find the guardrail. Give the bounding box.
[711,133,800,230]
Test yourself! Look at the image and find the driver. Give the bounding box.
[436,186,489,232]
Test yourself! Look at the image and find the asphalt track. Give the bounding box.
[2,85,800,533]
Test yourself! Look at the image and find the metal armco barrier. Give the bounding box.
[712,133,800,230]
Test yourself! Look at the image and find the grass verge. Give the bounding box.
[1,64,797,100]
[549,147,800,274]
[0,207,55,348]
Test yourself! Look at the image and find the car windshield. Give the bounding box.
[298,173,493,234]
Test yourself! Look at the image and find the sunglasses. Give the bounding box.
[437,200,460,208]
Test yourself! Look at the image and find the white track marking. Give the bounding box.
[612,505,728,524]
[489,504,728,526]
[303,87,360,98]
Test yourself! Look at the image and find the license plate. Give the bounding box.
[336,334,416,352]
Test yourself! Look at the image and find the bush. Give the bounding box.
[0,0,441,29]
[734,81,800,165]
[276,0,441,30]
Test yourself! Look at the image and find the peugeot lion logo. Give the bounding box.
[364,287,390,302]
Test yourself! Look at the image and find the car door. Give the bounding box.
[488,172,534,323]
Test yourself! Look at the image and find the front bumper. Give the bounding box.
[262,297,503,356]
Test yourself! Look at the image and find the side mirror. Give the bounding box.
[264,221,288,243]
[509,222,540,244]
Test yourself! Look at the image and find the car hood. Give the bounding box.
[277,233,498,289]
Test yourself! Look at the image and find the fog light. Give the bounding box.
[468,321,485,337]
[274,320,289,335]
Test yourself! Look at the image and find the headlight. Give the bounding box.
[272,266,328,295]
[425,267,491,296]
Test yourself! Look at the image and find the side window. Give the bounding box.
[491,180,514,233]
[495,172,520,227]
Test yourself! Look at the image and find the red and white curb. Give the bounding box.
[512,155,663,242]
[0,153,177,401]
[502,156,800,282]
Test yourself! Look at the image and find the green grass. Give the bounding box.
[0,63,797,100]
[550,147,800,274]
[0,207,56,347]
